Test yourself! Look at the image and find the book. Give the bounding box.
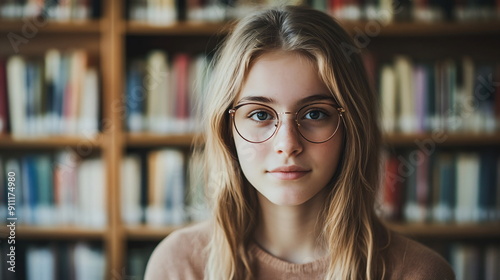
[432,153,456,222]
[126,59,146,132]
[145,50,171,133]
[455,153,480,223]
[380,64,396,133]
[146,149,186,226]
[394,56,415,133]
[381,154,404,220]
[121,155,143,225]
[6,55,27,137]
[0,58,9,134]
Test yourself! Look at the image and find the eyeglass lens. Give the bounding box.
[232,103,341,143]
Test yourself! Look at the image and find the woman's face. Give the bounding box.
[232,51,344,206]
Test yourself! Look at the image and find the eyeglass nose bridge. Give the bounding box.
[274,111,300,128]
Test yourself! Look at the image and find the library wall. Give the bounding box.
[0,0,499,279]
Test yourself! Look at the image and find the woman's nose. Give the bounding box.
[272,116,303,157]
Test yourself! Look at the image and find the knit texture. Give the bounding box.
[144,221,455,280]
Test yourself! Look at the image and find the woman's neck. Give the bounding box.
[253,189,329,264]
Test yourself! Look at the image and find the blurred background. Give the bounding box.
[0,1,499,279]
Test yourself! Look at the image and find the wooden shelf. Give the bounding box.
[340,21,500,36]
[125,133,198,147]
[125,20,500,37]
[0,225,106,240]
[386,222,500,239]
[124,225,185,240]
[383,132,500,146]
[0,134,103,149]
[126,21,234,35]
[0,19,103,33]
[123,222,500,241]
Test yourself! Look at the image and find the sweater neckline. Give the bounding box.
[250,242,329,274]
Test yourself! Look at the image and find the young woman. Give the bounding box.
[145,5,455,280]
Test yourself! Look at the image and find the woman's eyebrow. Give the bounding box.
[236,94,335,105]
[236,96,276,104]
[299,94,336,104]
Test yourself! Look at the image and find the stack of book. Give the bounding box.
[380,150,500,223]
[451,243,500,280]
[127,0,500,23]
[0,152,106,228]
[0,50,100,137]
[0,0,101,20]
[378,56,500,134]
[125,51,212,134]
[121,149,209,226]
[24,242,105,280]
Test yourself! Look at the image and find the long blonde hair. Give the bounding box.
[199,5,388,280]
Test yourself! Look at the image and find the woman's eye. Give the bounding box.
[304,110,326,120]
[249,111,273,121]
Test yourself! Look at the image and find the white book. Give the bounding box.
[145,51,171,133]
[163,149,185,225]
[74,243,105,280]
[395,56,415,133]
[78,158,106,228]
[378,0,394,23]
[79,68,99,135]
[121,155,142,225]
[26,246,55,280]
[380,64,396,133]
[7,56,27,137]
[455,153,480,223]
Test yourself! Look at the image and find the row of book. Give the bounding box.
[121,149,209,226]
[450,243,500,280]
[128,0,500,23]
[377,56,500,133]
[0,51,100,137]
[326,0,500,22]
[0,242,105,280]
[125,51,212,134]
[0,0,101,20]
[0,152,107,228]
[380,150,500,223]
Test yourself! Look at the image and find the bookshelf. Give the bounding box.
[1,1,499,279]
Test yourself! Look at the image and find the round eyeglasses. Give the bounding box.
[228,102,345,144]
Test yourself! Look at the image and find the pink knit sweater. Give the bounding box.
[145,221,455,279]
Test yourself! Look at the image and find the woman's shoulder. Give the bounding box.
[144,220,212,280]
[385,232,455,280]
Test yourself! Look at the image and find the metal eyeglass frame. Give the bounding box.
[228,102,346,144]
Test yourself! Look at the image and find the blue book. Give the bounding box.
[126,59,145,132]
[22,155,38,224]
[478,152,497,221]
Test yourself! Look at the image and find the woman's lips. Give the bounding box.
[267,165,310,180]
[268,171,310,180]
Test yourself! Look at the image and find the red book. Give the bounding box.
[174,54,190,120]
[383,156,404,220]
